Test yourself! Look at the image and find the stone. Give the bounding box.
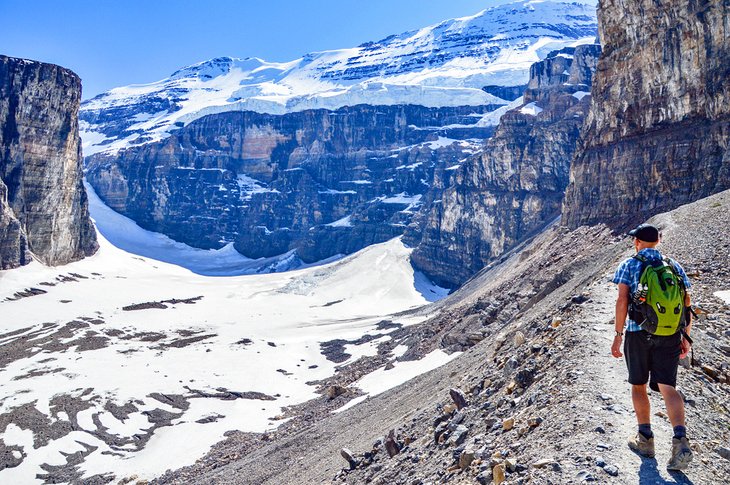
[505,458,517,472]
[533,458,556,469]
[513,331,526,346]
[384,430,400,458]
[476,470,492,485]
[502,418,515,431]
[449,388,468,410]
[492,463,506,485]
[340,448,359,469]
[504,356,520,375]
[448,425,469,446]
[576,470,597,482]
[716,447,730,461]
[528,416,543,428]
[603,465,619,477]
[459,448,476,469]
[595,457,606,468]
[326,385,348,400]
[434,422,449,444]
[447,411,465,431]
[594,426,606,434]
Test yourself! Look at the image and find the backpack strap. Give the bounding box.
[629,255,650,323]
[664,257,690,330]
[663,257,687,291]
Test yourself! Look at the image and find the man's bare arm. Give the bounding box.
[612,283,630,358]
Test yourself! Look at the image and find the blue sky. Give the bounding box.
[0,0,508,99]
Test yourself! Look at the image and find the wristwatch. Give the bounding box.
[615,331,624,337]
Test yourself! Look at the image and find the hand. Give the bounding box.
[680,337,691,359]
[611,334,623,358]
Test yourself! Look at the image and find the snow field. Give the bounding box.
[0,216,446,482]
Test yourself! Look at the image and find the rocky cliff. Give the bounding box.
[85,104,495,262]
[0,55,97,269]
[407,45,601,287]
[563,0,730,228]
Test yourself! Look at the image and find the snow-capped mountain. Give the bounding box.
[80,0,597,156]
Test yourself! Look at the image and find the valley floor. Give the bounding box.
[0,223,448,483]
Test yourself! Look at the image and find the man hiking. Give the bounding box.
[611,223,693,470]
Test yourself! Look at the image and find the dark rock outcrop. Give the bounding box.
[407,45,601,288]
[0,55,97,269]
[86,104,497,261]
[563,0,730,229]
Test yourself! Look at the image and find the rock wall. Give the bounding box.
[408,45,601,288]
[0,55,97,269]
[86,104,497,261]
[563,0,730,229]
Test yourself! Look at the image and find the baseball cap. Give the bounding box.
[628,223,659,242]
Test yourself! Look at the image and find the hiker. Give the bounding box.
[610,223,693,470]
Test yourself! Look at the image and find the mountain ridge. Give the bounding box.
[79,0,598,157]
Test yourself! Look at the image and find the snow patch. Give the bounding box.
[519,102,543,116]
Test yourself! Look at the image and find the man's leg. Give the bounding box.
[632,384,651,425]
[653,335,692,470]
[628,383,655,456]
[657,383,685,429]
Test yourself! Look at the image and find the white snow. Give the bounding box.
[519,102,544,116]
[715,291,730,305]
[572,90,590,100]
[326,215,353,228]
[236,174,280,201]
[80,0,598,156]
[0,191,457,483]
[426,137,459,150]
[319,189,357,195]
[353,350,461,398]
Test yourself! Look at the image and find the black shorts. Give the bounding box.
[624,330,681,391]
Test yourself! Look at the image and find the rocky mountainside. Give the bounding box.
[86,104,494,261]
[0,55,97,269]
[563,0,730,229]
[153,189,730,485]
[79,0,598,157]
[406,44,601,287]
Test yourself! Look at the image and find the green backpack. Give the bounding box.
[630,255,687,336]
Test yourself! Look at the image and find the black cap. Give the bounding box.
[628,223,659,242]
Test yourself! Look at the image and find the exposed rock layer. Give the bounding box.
[0,55,97,269]
[408,45,600,287]
[563,0,730,228]
[86,104,496,261]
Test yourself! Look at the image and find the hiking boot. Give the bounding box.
[628,432,655,457]
[667,437,693,471]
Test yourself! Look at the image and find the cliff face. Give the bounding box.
[408,45,601,288]
[563,0,730,228]
[85,104,496,261]
[0,55,97,269]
